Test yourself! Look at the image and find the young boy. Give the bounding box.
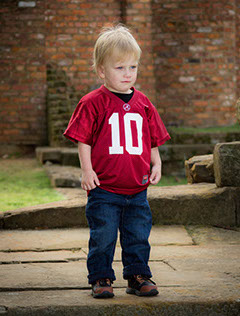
[64,25,170,298]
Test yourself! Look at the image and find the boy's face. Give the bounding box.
[98,53,138,94]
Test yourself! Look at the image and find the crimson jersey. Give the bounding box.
[64,85,170,195]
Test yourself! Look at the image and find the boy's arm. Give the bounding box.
[78,142,100,191]
[150,147,162,185]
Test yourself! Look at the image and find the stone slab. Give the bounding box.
[149,244,240,274]
[44,164,82,188]
[214,141,240,187]
[1,245,239,289]
[0,249,239,293]
[0,250,87,263]
[148,184,240,226]
[150,225,193,246]
[1,183,240,229]
[0,197,88,230]
[0,289,239,316]
[0,250,239,315]
[186,226,240,245]
[35,147,62,164]
[0,261,172,290]
[0,227,239,315]
[185,154,214,184]
[0,226,193,252]
[0,228,90,251]
[36,147,80,167]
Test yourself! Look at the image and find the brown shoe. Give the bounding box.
[92,279,114,298]
[126,275,159,296]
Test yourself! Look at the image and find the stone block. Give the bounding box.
[36,147,62,164]
[185,155,214,184]
[159,144,214,162]
[44,165,81,188]
[148,184,240,227]
[237,98,240,124]
[214,142,240,187]
[1,199,88,229]
[61,148,80,167]
[1,184,240,228]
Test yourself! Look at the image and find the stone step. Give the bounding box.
[167,128,240,145]
[36,144,215,164]
[0,226,193,253]
[0,226,239,315]
[36,147,80,167]
[0,290,239,316]
[44,164,82,188]
[35,145,216,175]
[1,184,239,229]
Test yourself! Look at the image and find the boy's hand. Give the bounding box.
[81,169,100,191]
[150,164,161,185]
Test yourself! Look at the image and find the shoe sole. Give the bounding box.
[92,291,114,299]
[126,288,159,296]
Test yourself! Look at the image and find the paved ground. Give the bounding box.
[0,226,240,315]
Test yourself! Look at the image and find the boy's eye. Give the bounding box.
[116,66,123,70]
[131,66,137,69]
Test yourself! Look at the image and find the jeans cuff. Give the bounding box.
[123,263,152,280]
[88,269,116,284]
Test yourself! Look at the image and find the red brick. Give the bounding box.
[0,0,239,150]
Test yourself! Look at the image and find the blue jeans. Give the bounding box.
[85,187,152,284]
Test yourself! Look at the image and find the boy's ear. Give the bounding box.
[97,65,105,79]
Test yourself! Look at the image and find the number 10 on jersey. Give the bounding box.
[109,113,143,155]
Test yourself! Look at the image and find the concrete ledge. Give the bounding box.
[1,294,239,316]
[36,145,215,176]
[149,184,240,227]
[0,198,87,230]
[1,184,239,229]
[36,145,215,164]
[214,141,240,187]
[36,147,80,167]
[44,164,82,188]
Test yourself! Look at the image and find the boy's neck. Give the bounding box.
[110,88,134,103]
[104,84,133,94]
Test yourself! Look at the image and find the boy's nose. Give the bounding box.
[124,69,131,77]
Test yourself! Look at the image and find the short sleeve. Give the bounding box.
[145,102,170,147]
[63,100,96,145]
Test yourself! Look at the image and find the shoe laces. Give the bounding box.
[97,278,112,286]
[134,275,156,285]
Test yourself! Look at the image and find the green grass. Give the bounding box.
[0,158,65,212]
[0,158,187,212]
[154,175,187,187]
[169,124,240,134]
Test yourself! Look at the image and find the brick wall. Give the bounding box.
[45,0,121,146]
[0,0,47,152]
[151,0,237,127]
[0,0,239,152]
[236,0,240,112]
[125,0,157,106]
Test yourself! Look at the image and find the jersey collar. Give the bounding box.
[100,85,138,106]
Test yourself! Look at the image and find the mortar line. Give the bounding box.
[0,258,87,265]
[161,260,177,271]
[0,285,183,293]
[0,247,83,253]
[0,259,176,265]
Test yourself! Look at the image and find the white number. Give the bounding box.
[109,113,124,154]
[124,113,143,155]
[109,113,143,155]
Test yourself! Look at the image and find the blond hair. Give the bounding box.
[93,25,141,72]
